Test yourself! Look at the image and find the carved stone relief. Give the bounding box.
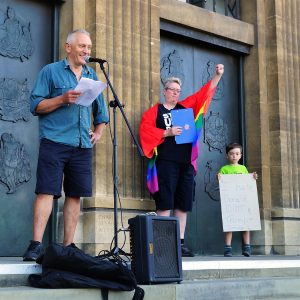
[0,77,30,122]
[203,111,228,152]
[204,160,220,201]
[202,60,224,100]
[160,49,185,86]
[0,6,34,61]
[0,132,31,194]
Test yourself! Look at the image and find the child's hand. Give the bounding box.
[216,173,221,181]
[252,172,258,180]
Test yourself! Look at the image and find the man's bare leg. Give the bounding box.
[63,196,81,246]
[33,194,54,242]
[23,194,53,261]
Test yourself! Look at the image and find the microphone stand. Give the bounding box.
[97,61,144,256]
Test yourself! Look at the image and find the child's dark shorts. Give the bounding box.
[153,159,195,211]
[35,138,93,199]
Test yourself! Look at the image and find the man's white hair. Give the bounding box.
[66,29,90,43]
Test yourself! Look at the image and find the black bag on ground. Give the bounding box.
[28,243,144,300]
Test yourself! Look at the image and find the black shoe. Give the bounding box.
[242,244,251,257]
[67,242,79,249]
[224,245,232,257]
[23,240,44,261]
[181,245,194,257]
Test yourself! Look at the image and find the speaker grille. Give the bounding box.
[129,215,182,283]
[152,219,180,278]
[129,223,138,276]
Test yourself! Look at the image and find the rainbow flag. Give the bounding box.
[191,105,205,173]
[145,82,215,194]
[146,108,206,194]
[146,148,158,194]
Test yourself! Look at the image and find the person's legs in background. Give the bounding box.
[224,231,233,257]
[242,230,251,257]
[174,163,194,257]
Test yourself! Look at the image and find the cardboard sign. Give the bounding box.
[219,174,261,232]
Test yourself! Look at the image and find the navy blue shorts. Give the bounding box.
[35,139,93,199]
[153,159,195,212]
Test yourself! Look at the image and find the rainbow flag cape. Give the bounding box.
[144,81,216,194]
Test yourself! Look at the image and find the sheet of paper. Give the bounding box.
[219,174,261,232]
[75,77,107,107]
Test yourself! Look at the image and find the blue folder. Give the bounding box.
[171,108,196,144]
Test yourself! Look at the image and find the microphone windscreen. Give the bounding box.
[84,56,91,63]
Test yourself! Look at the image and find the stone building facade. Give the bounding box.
[55,0,300,256]
[1,0,292,256]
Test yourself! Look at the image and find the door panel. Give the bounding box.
[0,0,53,256]
[160,35,242,255]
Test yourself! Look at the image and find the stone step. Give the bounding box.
[1,276,300,300]
[2,255,300,285]
[182,255,300,280]
[0,257,41,287]
[1,256,300,299]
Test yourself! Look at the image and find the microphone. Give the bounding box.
[84,56,107,64]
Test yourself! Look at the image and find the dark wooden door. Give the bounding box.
[160,35,242,255]
[0,0,53,256]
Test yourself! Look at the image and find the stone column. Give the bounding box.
[60,0,159,254]
[269,0,300,254]
[241,0,300,254]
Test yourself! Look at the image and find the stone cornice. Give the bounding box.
[160,0,254,46]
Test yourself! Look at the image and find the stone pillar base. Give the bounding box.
[271,208,300,255]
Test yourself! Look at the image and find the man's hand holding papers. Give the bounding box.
[75,77,107,107]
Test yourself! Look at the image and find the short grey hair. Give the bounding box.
[66,29,90,43]
[163,77,182,89]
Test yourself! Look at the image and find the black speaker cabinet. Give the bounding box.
[128,215,182,284]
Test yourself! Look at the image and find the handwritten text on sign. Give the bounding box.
[219,174,261,232]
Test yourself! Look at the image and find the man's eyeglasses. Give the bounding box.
[165,87,181,93]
